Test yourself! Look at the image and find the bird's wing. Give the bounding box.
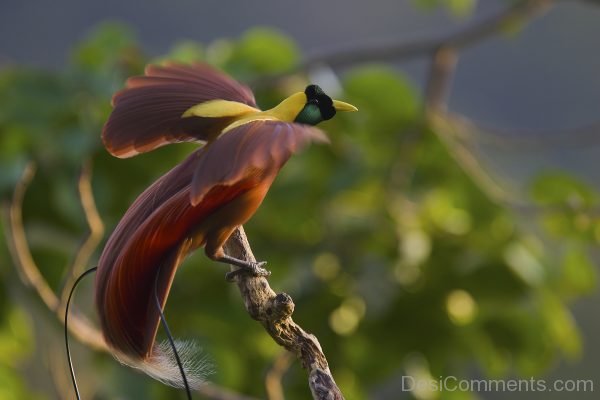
[190,120,329,206]
[96,120,328,359]
[102,62,258,158]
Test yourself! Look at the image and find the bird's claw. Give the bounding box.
[225,261,270,282]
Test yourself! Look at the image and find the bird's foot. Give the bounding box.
[225,261,270,282]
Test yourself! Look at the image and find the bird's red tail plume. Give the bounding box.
[94,150,252,387]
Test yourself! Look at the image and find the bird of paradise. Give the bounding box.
[94,62,357,389]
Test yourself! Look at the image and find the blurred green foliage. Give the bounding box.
[0,21,597,400]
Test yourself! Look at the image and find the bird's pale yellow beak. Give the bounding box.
[333,100,358,112]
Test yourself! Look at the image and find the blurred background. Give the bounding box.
[1,0,599,399]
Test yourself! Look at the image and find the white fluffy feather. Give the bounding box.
[114,340,214,389]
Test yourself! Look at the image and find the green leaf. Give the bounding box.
[559,244,597,296]
[503,241,545,287]
[154,40,204,64]
[446,0,477,17]
[343,65,419,133]
[233,27,299,73]
[539,291,581,359]
[530,171,598,208]
[72,21,140,71]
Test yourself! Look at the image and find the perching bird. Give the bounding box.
[95,62,357,388]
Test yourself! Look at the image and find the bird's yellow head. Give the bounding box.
[293,85,357,126]
[181,83,357,131]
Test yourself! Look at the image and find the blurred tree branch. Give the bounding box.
[309,0,552,68]
[255,0,553,88]
[421,0,552,111]
[416,0,599,214]
[423,45,514,203]
[5,163,58,309]
[2,162,107,352]
[58,160,104,310]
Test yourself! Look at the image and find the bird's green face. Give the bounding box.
[294,85,357,126]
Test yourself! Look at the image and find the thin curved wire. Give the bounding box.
[154,267,192,399]
[65,266,98,400]
[65,265,191,399]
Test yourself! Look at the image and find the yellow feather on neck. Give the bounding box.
[261,92,307,122]
[181,100,259,118]
[181,92,308,134]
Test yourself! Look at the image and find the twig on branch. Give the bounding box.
[59,160,104,309]
[224,227,344,400]
[265,351,294,400]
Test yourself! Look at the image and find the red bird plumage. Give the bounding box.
[95,63,348,387]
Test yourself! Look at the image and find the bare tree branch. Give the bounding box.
[4,163,59,311]
[224,227,344,400]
